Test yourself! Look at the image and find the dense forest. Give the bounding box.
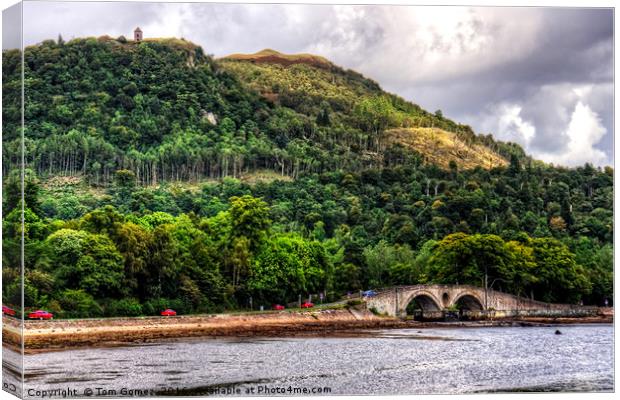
[2,36,613,318]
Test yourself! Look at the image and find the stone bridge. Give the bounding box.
[365,284,590,319]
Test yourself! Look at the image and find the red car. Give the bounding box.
[273,304,285,310]
[28,310,53,320]
[301,302,314,308]
[160,309,177,316]
[2,306,16,316]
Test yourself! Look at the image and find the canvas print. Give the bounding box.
[1,1,614,398]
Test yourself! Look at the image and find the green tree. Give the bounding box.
[58,289,103,318]
[248,234,330,304]
[529,237,591,303]
[428,233,514,287]
[3,169,42,215]
[228,195,271,250]
[363,240,419,288]
[46,229,125,298]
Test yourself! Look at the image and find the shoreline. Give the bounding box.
[2,308,613,353]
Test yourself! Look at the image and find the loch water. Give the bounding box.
[3,324,614,397]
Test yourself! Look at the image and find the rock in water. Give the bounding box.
[555,330,562,335]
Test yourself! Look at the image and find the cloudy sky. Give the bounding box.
[8,1,615,167]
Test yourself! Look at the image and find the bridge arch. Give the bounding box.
[402,290,442,312]
[452,292,484,310]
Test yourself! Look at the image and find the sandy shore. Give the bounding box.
[2,307,612,353]
[3,308,403,352]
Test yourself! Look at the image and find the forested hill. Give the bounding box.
[2,36,613,318]
[220,49,513,170]
[2,36,519,184]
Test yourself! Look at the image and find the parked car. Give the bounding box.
[2,305,16,316]
[28,310,53,320]
[272,304,285,310]
[363,290,378,298]
[301,302,314,308]
[160,309,177,316]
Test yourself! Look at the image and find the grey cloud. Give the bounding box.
[21,1,166,44]
[2,2,21,50]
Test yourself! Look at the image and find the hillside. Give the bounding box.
[220,50,514,170]
[220,49,379,111]
[2,37,520,186]
[220,49,476,133]
[2,37,613,318]
[384,128,508,170]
